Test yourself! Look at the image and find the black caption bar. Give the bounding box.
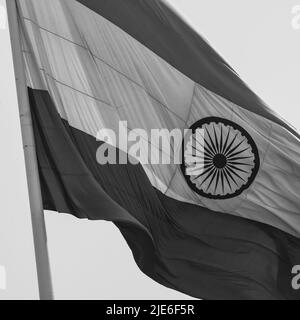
[0,300,294,319]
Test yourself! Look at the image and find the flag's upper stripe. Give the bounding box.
[76,0,297,137]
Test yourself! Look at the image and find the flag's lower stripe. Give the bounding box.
[74,0,297,137]
[29,88,300,300]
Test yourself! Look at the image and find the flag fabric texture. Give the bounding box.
[16,0,300,299]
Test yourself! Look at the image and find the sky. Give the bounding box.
[0,0,300,300]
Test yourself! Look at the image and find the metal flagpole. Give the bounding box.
[6,0,54,300]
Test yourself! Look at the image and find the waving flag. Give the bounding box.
[14,0,300,299]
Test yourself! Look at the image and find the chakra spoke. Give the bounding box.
[191,145,213,159]
[213,126,220,154]
[223,167,233,191]
[197,167,216,187]
[227,161,252,167]
[206,168,218,192]
[227,146,251,159]
[227,155,253,161]
[203,141,216,158]
[193,164,215,180]
[223,167,239,187]
[226,165,247,182]
[193,133,215,158]
[220,169,225,193]
[214,170,220,193]
[227,164,249,174]
[206,128,219,155]
[219,125,223,155]
[225,138,246,157]
[223,133,238,156]
[187,163,214,176]
[221,126,231,154]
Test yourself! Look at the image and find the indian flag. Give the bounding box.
[12,0,300,299]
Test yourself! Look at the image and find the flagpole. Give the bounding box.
[6,0,54,300]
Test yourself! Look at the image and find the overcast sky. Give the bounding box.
[0,0,300,299]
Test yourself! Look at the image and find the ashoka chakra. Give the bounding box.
[181,117,260,200]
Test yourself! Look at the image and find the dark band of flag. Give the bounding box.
[29,88,300,300]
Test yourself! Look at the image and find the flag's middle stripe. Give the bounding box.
[19,0,300,238]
